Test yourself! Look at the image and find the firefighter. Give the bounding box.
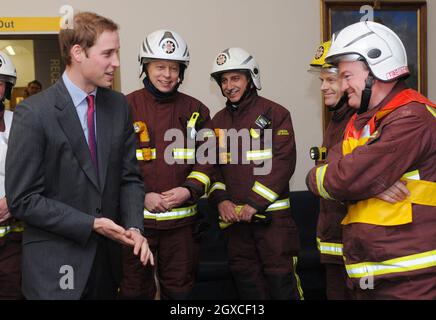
[209,47,303,300]
[0,51,23,299]
[308,41,355,300]
[307,21,436,299]
[119,29,215,300]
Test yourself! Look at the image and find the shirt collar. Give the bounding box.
[62,72,97,108]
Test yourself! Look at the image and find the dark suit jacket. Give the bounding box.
[5,79,145,299]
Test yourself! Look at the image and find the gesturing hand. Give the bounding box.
[93,217,135,246]
[125,229,154,266]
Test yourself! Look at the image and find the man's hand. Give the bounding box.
[93,217,135,246]
[0,197,11,223]
[161,187,191,210]
[376,180,410,204]
[218,200,239,223]
[144,192,169,213]
[239,204,257,222]
[125,229,154,266]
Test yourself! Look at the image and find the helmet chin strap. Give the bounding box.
[327,92,348,112]
[358,75,374,114]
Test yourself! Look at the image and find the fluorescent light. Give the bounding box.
[5,45,15,56]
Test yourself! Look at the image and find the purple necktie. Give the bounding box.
[86,95,98,174]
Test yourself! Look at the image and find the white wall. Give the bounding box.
[2,0,435,190]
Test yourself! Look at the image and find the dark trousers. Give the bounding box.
[81,238,118,300]
[0,232,23,300]
[226,213,303,300]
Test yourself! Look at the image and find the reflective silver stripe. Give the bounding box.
[252,181,279,202]
[144,204,197,221]
[173,148,195,159]
[316,237,343,256]
[136,148,156,160]
[187,171,210,193]
[315,164,334,200]
[265,198,290,212]
[208,182,226,196]
[246,149,273,161]
[345,249,436,279]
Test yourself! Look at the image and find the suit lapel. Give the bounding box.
[96,90,112,191]
[54,80,100,191]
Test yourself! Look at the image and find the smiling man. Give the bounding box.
[208,47,302,300]
[306,21,436,299]
[119,29,215,300]
[5,11,153,300]
[308,41,354,300]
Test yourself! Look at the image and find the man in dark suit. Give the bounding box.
[5,11,153,300]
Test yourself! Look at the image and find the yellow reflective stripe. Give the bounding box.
[265,198,290,212]
[292,257,305,300]
[0,224,24,237]
[136,148,156,160]
[173,148,195,159]
[403,170,420,180]
[316,237,343,256]
[252,181,279,202]
[426,105,436,118]
[208,182,226,196]
[345,249,436,279]
[246,149,273,161]
[144,204,197,221]
[187,171,211,193]
[315,165,334,200]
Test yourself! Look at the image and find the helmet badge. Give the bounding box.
[162,40,176,54]
[216,53,227,66]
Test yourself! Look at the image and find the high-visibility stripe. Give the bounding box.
[0,224,24,237]
[316,237,343,256]
[427,105,436,118]
[252,181,279,202]
[246,149,273,161]
[173,148,195,159]
[265,198,290,212]
[345,249,436,279]
[187,171,211,194]
[136,148,156,160]
[292,257,305,300]
[403,170,420,180]
[208,182,226,196]
[315,164,334,200]
[144,204,197,221]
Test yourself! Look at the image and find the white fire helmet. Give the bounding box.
[0,51,17,100]
[211,47,261,90]
[326,21,409,82]
[138,29,190,76]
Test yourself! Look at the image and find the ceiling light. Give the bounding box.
[5,45,15,56]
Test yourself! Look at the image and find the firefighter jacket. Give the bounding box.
[307,81,436,285]
[209,91,296,216]
[127,87,215,230]
[316,104,355,264]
